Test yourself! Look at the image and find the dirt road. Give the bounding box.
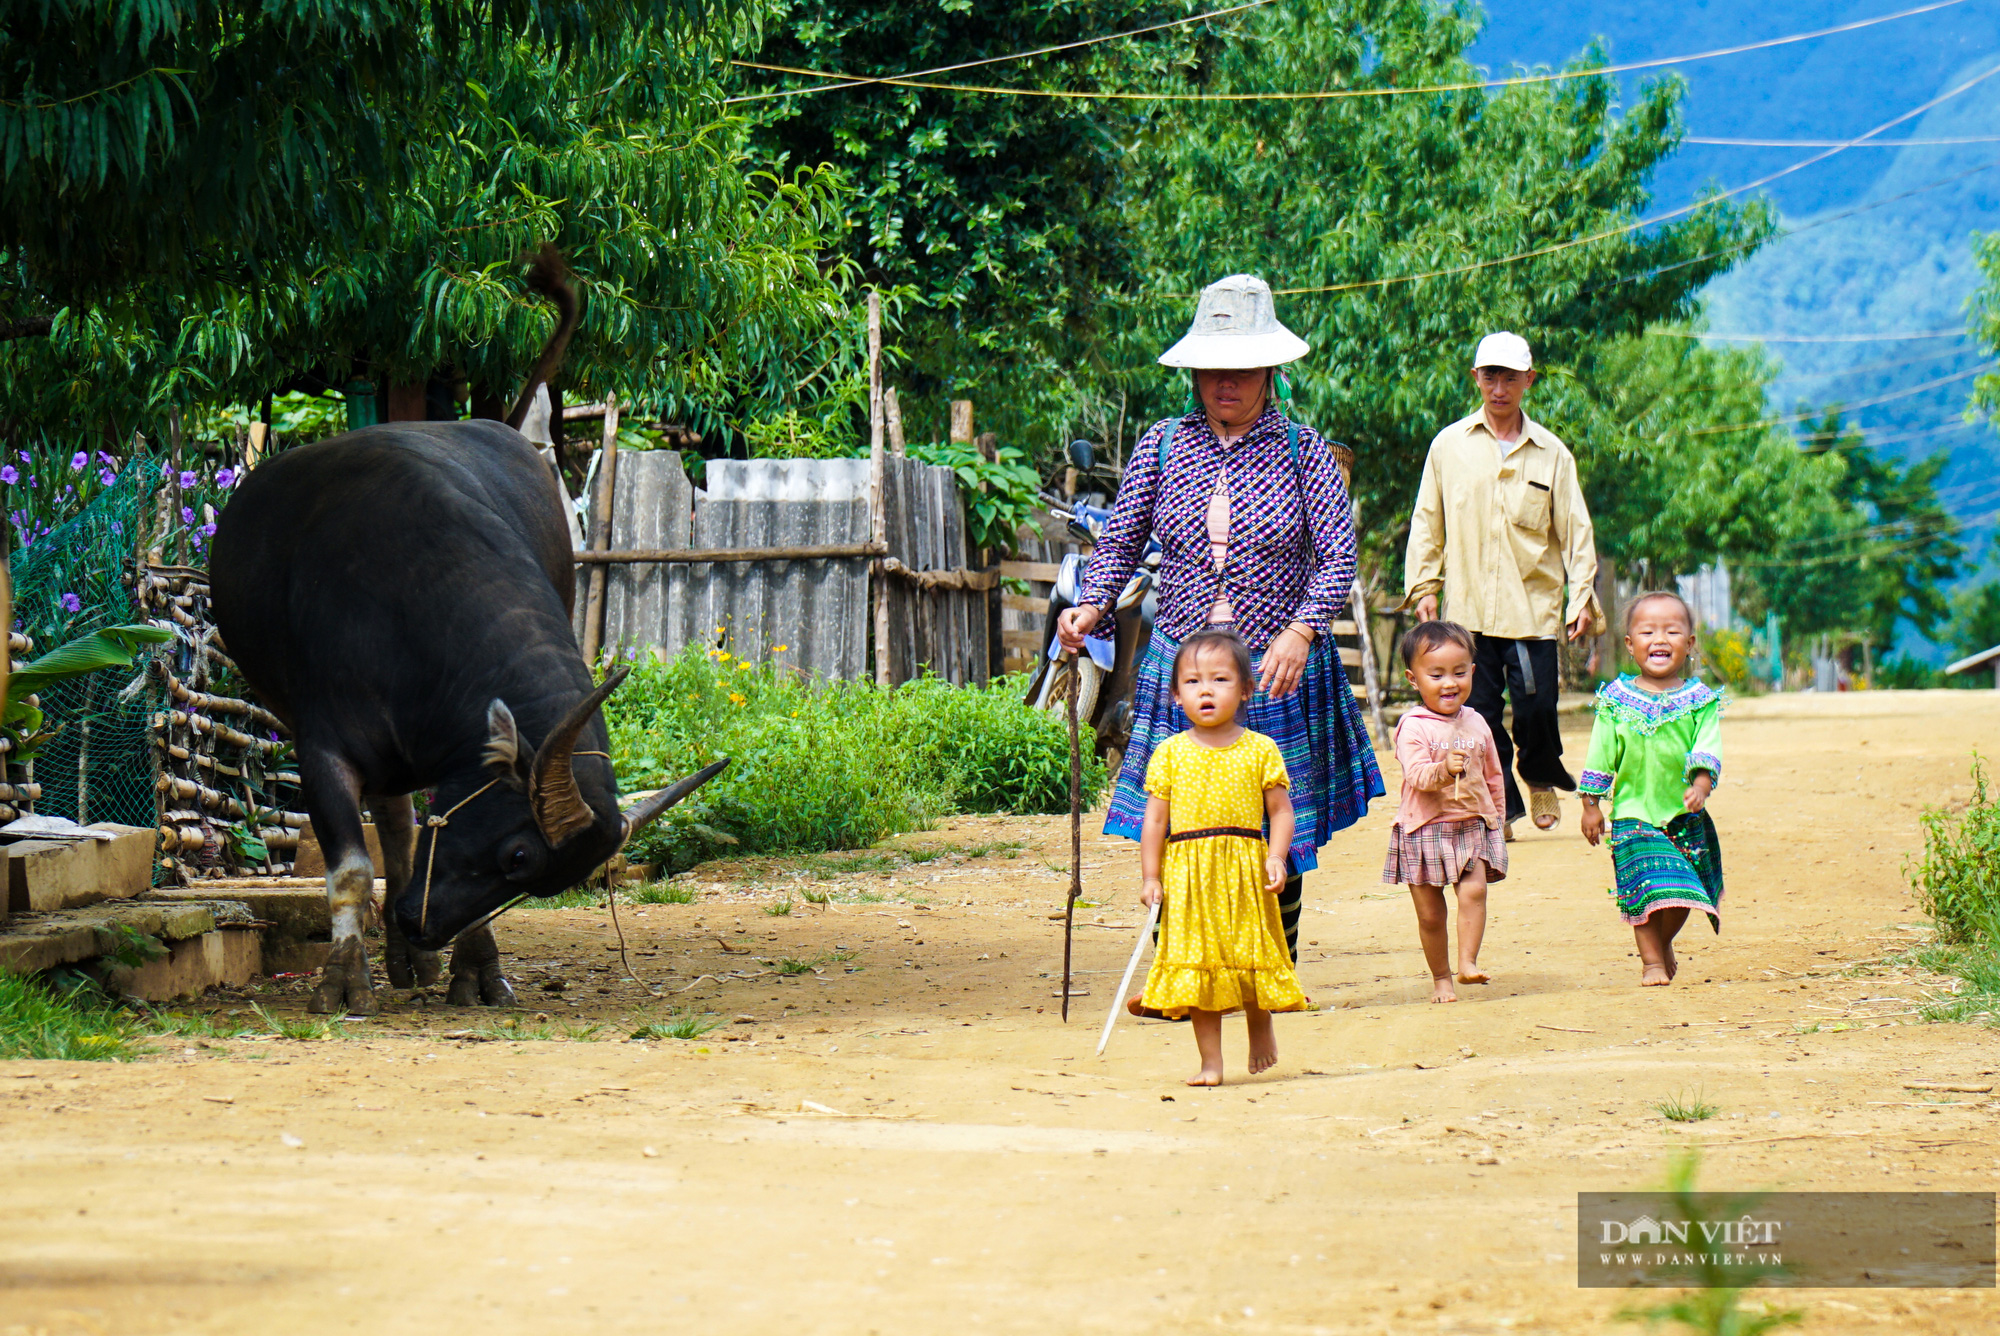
[3,691,1996,1334]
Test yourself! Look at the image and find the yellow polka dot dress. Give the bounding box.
[1139,730,1310,1017]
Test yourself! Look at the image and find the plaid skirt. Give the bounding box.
[1380,817,1508,886]
[1608,812,1723,929]
[1104,627,1384,872]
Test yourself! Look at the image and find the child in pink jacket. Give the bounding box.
[1382,621,1507,1002]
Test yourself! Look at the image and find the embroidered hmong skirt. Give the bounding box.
[1607,812,1723,929]
[1104,628,1384,872]
[1380,817,1508,887]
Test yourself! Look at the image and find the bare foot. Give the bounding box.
[1430,976,1458,1003]
[1641,963,1672,986]
[1663,942,1678,980]
[1246,1011,1278,1075]
[1186,1063,1224,1087]
[1457,965,1490,984]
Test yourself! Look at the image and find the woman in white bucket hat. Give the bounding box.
[1057,274,1384,987]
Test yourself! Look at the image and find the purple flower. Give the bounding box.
[0,466,16,485]
[179,506,194,525]
[190,532,204,550]
[60,592,81,613]
[17,451,28,464]
[25,475,35,489]
[177,471,198,490]
[97,451,115,466]
[201,522,216,539]
[69,452,86,471]
[215,467,236,488]
[98,468,116,486]
[160,461,173,479]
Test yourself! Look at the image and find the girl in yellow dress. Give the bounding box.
[1137,628,1310,1086]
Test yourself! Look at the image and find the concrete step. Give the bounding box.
[0,897,263,999]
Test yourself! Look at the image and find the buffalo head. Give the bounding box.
[391,665,728,949]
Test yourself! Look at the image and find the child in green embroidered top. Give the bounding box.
[1578,591,1724,987]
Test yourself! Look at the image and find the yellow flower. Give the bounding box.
[728,692,746,706]
[713,650,732,663]
[737,660,753,671]
[772,644,789,653]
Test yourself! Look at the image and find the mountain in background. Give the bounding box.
[1470,0,2000,655]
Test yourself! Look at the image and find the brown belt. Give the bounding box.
[1166,826,1264,844]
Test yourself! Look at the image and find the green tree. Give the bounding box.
[1948,581,2000,659]
[1118,0,1774,547]
[1733,412,1961,648]
[0,10,850,467]
[0,0,720,308]
[739,0,1205,442]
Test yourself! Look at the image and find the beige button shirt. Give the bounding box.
[1402,410,1605,641]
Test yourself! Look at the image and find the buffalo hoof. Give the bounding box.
[479,967,517,1008]
[412,950,443,988]
[310,939,379,1016]
[446,970,481,1007]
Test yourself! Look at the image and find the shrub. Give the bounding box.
[605,647,1105,873]
[1696,628,1756,690]
[1908,754,2000,945]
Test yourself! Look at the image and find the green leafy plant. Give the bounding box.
[2,622,173,760]
[252,1004,345,1041]
[906,439,1045,554]
[1617,1152,1801,1336]
[607,647,1102,875]
[1908,754,2000,946]
[763,899,795,917]
[99,922,168,970]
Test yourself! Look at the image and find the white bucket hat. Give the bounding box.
[1158,274,1310,369]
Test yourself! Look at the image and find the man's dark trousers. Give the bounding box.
[1468,633,1572,825]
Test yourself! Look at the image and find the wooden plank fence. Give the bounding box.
[587,452,985,685]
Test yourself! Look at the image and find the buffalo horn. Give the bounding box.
[621,757,731,842]
[530,665,632,846]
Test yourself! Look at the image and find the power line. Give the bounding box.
[1688,364,1994,436]
[1265,60,2000,298]
[1771,346,1977,379]
[1663,330,1968,342]
[1688,135,2000,147]
[724,0,1275,106]
[729,0,1968,103]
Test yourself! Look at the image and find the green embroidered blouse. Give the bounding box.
[1577,676,1723,828]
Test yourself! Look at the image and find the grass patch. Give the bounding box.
[1654,1089,1720,1122]
[252,1004,346,1041]
[631,1010,722,1041]
[801,886,830,906]
[148,1009,252,1039]
[521,886,604,910]
[631,882,695,905]
[476,1015,606,1042]
[776,950,855,977]
[1616,1151,1801,1336]
[763,899,795,917]
[0,972,146,1061]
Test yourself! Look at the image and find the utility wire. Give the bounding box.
[1689,135,2000,147]
[731,0,1968,103]
[1266,61,2000,298]
[725,0,1275,106]
[1663,330,1968,342]
[1688,364,1994,436]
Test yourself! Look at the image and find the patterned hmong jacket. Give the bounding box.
[1078,409,1358,651]
[1577,675,1724,828]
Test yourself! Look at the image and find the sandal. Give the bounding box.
[1529,788,1561,830]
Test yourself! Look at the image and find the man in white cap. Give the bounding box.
[1403,331,1603,836]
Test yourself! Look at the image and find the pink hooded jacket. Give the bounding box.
[1391,706,1505,833]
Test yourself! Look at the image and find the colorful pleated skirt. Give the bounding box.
[1608,812,1724,929]
[1104,628,1384,871]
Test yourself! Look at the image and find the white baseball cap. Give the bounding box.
[1472,331,1533,371]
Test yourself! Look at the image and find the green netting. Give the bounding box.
[9,458,164,842]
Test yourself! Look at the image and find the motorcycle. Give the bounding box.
[1021,441,1158,778]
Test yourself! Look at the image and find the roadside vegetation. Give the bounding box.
[604,645,1105,874]
[1908,755,2000,1025]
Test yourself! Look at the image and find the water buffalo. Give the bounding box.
[210,252,723,1014]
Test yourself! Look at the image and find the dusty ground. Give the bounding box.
[3,690,1997,1335]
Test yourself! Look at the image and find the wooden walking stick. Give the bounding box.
[1097,898,1159,1057]
[1061,652,1082,1021]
